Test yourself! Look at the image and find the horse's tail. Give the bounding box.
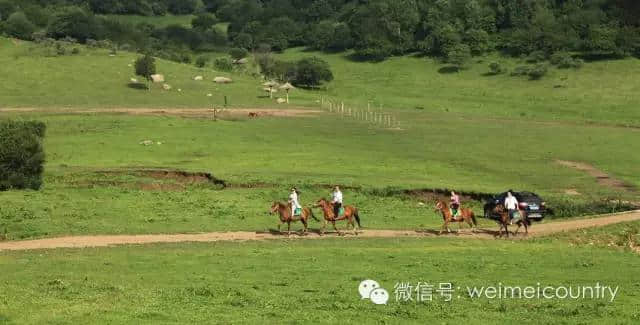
[310,208,319,222]
[354,209,362,228]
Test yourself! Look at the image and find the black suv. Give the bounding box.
[483,191,547,221]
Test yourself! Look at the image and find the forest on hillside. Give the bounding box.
[1,0,639,63]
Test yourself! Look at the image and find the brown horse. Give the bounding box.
[434,200,477,234]
[270,201,318,235]
[314,198,361,235]
[492,204,530,238]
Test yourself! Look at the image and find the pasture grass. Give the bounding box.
[0,235,639,324]
[0,113,636,240]
[2,37,640,127]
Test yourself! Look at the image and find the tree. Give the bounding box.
[292,57,333,87]
[192,13,217,30]
[47,7,96,42]
[195,56,209,68]
[229,47,248,60]
[446,44,471,70]
[4,12,37,40]
[0,120,46,191]
[0,0,15,21]
[134,54,156,90]
[232,33,253,49]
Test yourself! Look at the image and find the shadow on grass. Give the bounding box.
[127,83,148,90]
[437,66,461,74]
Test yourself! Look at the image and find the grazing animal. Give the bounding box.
[492,204,530,238]
[314,198,361,235]
[248,112,259,118]
[434,200,477,234]
[270,201,318,235]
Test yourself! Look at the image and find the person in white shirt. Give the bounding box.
[289,187,301,216]
[331,186,343,219]
[504,190,520,222]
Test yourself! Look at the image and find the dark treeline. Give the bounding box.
[1,0,639,62]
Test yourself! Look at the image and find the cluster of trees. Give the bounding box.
[1,0,639,64]
[257,54,333,87]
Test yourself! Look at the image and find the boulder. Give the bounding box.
[162,83,172,90]
[151,74,164,83]
[214,76,233,84]
[233,58,248,64]
[276,98,286,104]
[139,140,153,146]
[194,76,203,81]
[130,78,138,83]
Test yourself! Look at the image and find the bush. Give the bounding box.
[528,64,548,80]
[214,57,233,72]
[229,47,248,60]
[550,52,583,69]
[71,47,80,55]
[488,62,505,75]
[233,33,253,50]
[195,56,208,68]
[510,65,531,76]
[192,13,217,30]
[0,120,46,191]
[4,12,37,40]
[525,50,546,63]
[292,56,333,87]
[446,44,471,69]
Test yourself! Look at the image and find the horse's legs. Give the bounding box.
[331,221,341,235]
[277,222,282,234]
[321,219,327,236]
[287,222,291,236]
[301,217,308,234]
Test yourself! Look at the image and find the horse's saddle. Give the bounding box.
[449,208,460,217]
[294,208,302,216]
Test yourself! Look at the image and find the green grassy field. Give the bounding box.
[0,111,636,240]
[1,228,639,324]
[2,38,640,127]
[1,37,639,324]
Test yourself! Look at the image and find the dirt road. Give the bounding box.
[1,211,638,251]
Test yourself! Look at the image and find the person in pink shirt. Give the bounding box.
[450,191,461,217]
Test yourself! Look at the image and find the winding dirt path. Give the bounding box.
[1,211,639,251]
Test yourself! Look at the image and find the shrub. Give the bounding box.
[192,13,217,30]
[233,33,253,50]
[488,62,505,75]
[214,57,233,72]
[71,47,80,55]
[180,53,191,64]
[525,50,546,63]
[0,120,46,191]
[446,44,471,69]
[550,52,583,69]
[528,64,548,80]
[510,65,531,76]
[4,12,37,40]
[229,47,248,60]
[195,56,208,68]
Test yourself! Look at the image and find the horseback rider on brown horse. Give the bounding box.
[270,201,318,235]
[314,196,361,235]
[435,199,477,234]
[493,203,530,238]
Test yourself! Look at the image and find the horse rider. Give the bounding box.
[332,186,343,220]
[450,191,460,217]
[289,187,302,216]
[504,190,520,224]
